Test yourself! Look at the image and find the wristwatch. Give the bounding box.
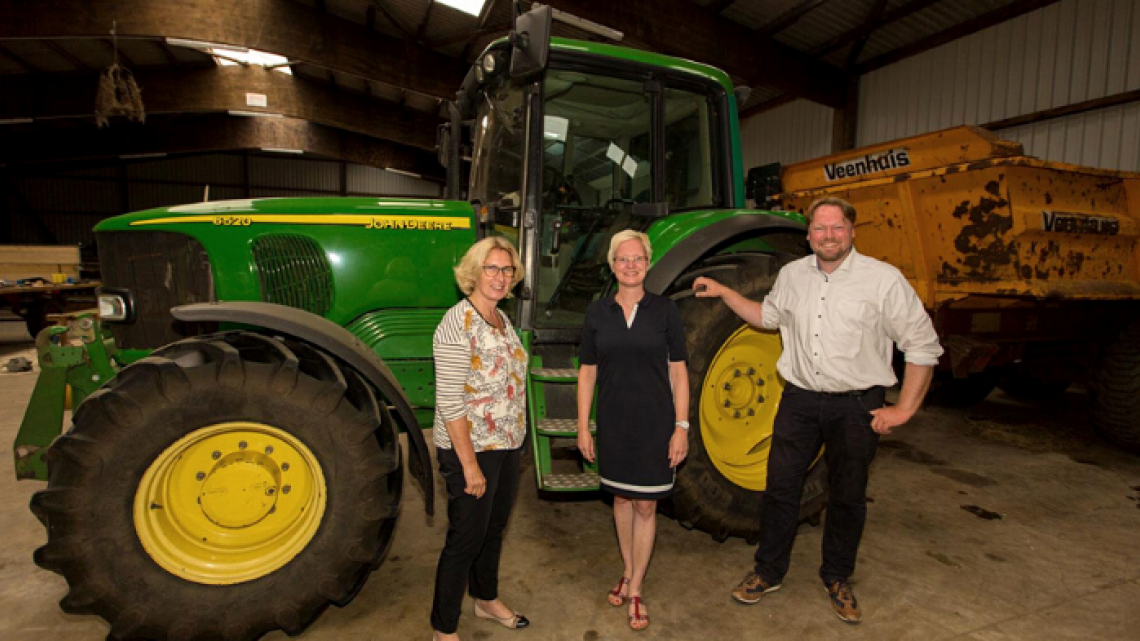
[675,420,690,430]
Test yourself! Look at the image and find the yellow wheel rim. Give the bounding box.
[699,325,785,491]
[134,421,326,585]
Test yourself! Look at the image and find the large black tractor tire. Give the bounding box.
[668,255,828,543]
[30,331,403,640]
[1089,318,1140,453]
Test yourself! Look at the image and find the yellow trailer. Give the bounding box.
[769,125,1140,451]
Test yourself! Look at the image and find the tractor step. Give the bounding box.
[531,367,579,382]
[540,471,601,491]
[536,417,594,436]
[527,356,599,493]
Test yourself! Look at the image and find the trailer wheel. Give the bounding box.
[668,255,827,543]
[30,331,402,640]
[1089,318,1140,453]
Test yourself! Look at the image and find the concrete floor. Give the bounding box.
[2,317,1139,641]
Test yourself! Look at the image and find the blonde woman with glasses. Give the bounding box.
[431,237,530,641]
[577,229,690,632]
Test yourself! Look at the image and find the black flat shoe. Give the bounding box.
[474,601,530,629]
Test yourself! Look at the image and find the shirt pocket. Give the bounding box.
[830,300,877,359]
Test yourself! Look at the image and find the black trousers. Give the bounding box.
[430,447,521,634]
[753,383,884,585]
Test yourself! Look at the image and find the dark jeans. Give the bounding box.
[430,447,521,634]
[753,383,884,585]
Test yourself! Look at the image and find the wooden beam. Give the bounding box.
[547,0,846,107]
[100,38,136,68]
[856,0,1061,74]
[154,40,183,66]
[982,88,1140,131]
[0,114,444,179]
[371,0,419,42]
[44,40,92,71]
[705,0,736,14]
[844,0,889,71]
[415,0,437,42]
[0,43,41,72]
[812,0,941,56]
[0,66,441,150]
[759,0,832,37]
[2,0,467,100]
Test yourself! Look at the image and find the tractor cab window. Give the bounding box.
[663,87,719,210]
[534,70,652,328]
[469,76,527,230]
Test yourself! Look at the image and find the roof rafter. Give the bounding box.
[0,65,440,150]
[2,0,467,100]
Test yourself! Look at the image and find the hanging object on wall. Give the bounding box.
[95,21,145,128]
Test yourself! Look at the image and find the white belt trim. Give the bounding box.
[600,476,674,494]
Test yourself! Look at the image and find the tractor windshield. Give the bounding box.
[469,76,527,215]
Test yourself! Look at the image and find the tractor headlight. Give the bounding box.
[97,287,136,323]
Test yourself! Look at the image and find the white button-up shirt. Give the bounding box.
[760,248,943,393]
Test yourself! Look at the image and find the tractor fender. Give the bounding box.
[645,213,805,295]
[171,301,434,515]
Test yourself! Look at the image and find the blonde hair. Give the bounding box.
[607,230,652,269]
[453,236,524,296]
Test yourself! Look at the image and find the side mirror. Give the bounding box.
[510,3,552,80]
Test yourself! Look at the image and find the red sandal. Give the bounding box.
[628,596,649,631]
[607,577,630,607]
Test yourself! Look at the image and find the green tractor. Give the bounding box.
[13,6,825,639]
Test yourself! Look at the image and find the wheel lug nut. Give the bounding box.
[733,369,741,377]
[238,441,247,450]
[281,463,290,472]
[196,471,205,481]
[266,487,276,496]
[282,485,291,495]
[723,400,731,408]
[747,367,755,376]
[733,410,741,418]
[747,409,755,416]
[265,446,274,455]
[211,451,221,460]
[723,383,732,391]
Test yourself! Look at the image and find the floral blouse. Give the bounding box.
[432,299,528,451]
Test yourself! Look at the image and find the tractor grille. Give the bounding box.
[97,231,215,349]
[250,234,334,316]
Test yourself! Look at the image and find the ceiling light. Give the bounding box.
[228,110,284,118]
[210,48,293,74]
[165,37,248,53]
[386,167,423,179]
[260,148,304,154]
[0,118,33,125]
[436,0,486,17]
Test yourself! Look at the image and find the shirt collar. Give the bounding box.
[814,247,859,279]
[605,292,653,310]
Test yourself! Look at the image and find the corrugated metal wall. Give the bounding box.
[858,0,1140,171]
[4,153,443,245]
[738,99,835,171]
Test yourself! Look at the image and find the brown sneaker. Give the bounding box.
[824,580,862,623]
[731,572,782,605]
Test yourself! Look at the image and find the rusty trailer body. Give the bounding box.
[775,126,1140,451]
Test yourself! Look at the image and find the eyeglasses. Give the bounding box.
[614,256,648,265]
[482,265,517,278]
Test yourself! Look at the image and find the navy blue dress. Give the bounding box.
[580,292,688,500]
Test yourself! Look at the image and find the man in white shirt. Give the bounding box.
[693,196,942,624]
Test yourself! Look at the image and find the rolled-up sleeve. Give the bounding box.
[433,314,470,423]
[760,272,785,330]
[883,274,943,366]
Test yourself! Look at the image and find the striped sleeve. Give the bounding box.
[433,307,470,423]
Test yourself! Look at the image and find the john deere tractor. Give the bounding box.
[13,6,821,639]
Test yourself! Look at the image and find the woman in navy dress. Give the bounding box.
[577,229,690,631]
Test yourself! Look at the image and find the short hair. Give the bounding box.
[453,236,524,296]
[607,230,652,269]
[805,196,857,227]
